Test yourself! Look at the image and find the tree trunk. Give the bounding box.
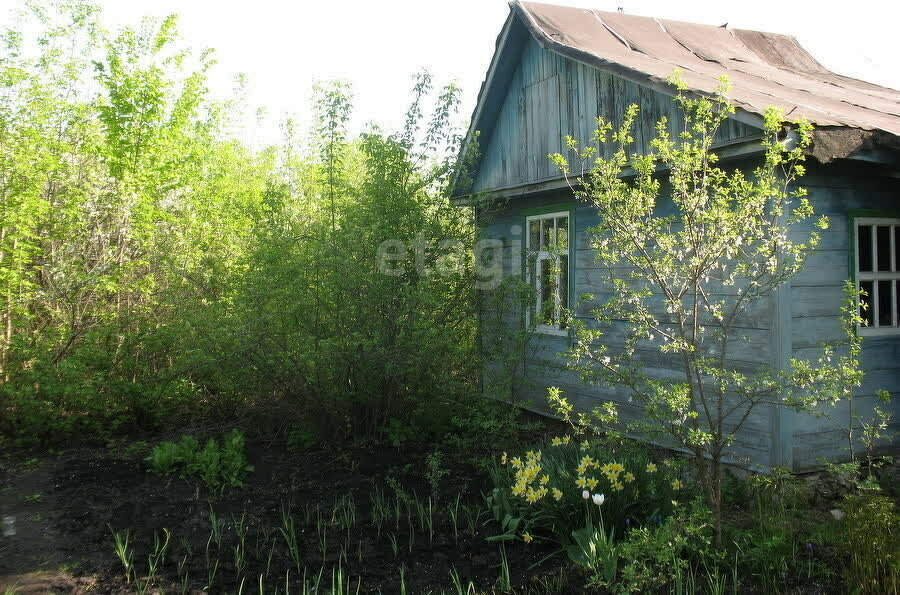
[699,455,724,547]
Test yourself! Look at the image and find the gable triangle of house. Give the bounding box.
[458,9,762,198]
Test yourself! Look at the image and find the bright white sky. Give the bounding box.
[26,0,900,145]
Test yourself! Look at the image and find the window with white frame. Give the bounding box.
[854,217,900,335]
[525,211,570,333]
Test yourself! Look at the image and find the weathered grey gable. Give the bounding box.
[473,37,760,194]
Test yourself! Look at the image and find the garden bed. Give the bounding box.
[0,435,575,593]
[1,423,897,594]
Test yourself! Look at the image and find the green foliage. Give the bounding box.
[0,2,263,444]
[444,397,540,458]
[146,429,252,492]
[720,469,749,510]
[549,73,861,542]
[615,501,716,593]
[722,468,848,592]
[286,423,319,452]
[487,434,680,545]
[146,440,182,475]
[732,470,803,589]
[842,489,900,593]
[0,2,484,447]
[484,485,524,542]
[424,450,450,504]
[477,276,540,401]
[568,523,618,587]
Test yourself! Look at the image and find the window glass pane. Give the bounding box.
[559,254,568,329]
[556,216,568,250]
[528,220,540,251]
[877,226,891,271]
[527,256,537,323]
[541,218,553,250]
[860,280,874,327]
[858,224,873,272]
[539,258,557,326]
[878,280,893,327]
[895,226,900,273]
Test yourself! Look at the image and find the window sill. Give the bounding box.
[858,327,900,338]
[534,326,570,337]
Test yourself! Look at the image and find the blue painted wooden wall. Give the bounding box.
[473,38,759,194]
[479,182,779,469]
[479,166,900,471]
[474,36,899,471]
[787,163,900,470]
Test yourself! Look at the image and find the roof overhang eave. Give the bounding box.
[452,132,769,205]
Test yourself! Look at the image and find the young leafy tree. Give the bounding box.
[0,1,273,440]
[220,73,482,440]
[549,74,858,542]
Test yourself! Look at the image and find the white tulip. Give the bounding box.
[582,490,590,500]
[593,493,605,506]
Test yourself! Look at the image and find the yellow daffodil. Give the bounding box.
[581,440,590,448]
[500,452,508,465]
[575,476,589,489]
[510,457,523,469]
[646,463,657,473]
[671,479,683,490]
[624,472,635,483]
[551,436,563,446]
[552,488,563,501]
[587,477,599,490]
[522,532,533,543]
[612,481,624,491]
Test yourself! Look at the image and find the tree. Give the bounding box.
[548,74,857,543]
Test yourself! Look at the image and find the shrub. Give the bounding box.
[146,429,253,493]
[727,467,846,592]
[444,397,541,458]
[842,489,900,593]
[730,525,795,591]
[616,501,716,593]
[487,434,683,544]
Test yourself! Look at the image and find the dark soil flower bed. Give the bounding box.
[0,438,579,593]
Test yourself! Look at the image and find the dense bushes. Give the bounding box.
[0,2,486,446]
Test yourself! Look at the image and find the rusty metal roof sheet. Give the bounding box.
[513,1,900,159]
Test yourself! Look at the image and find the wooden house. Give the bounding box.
[455,1,900,471]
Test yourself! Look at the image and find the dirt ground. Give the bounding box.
[0,438,573,594]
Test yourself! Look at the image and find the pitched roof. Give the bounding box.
[517,2,900,133]
[462,1,900,175]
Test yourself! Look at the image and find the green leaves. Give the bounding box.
[567,523,619,587]
[0,2,481,447]
[146,429,253,493]
[548,71,866,543]
[484,487,525,542]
